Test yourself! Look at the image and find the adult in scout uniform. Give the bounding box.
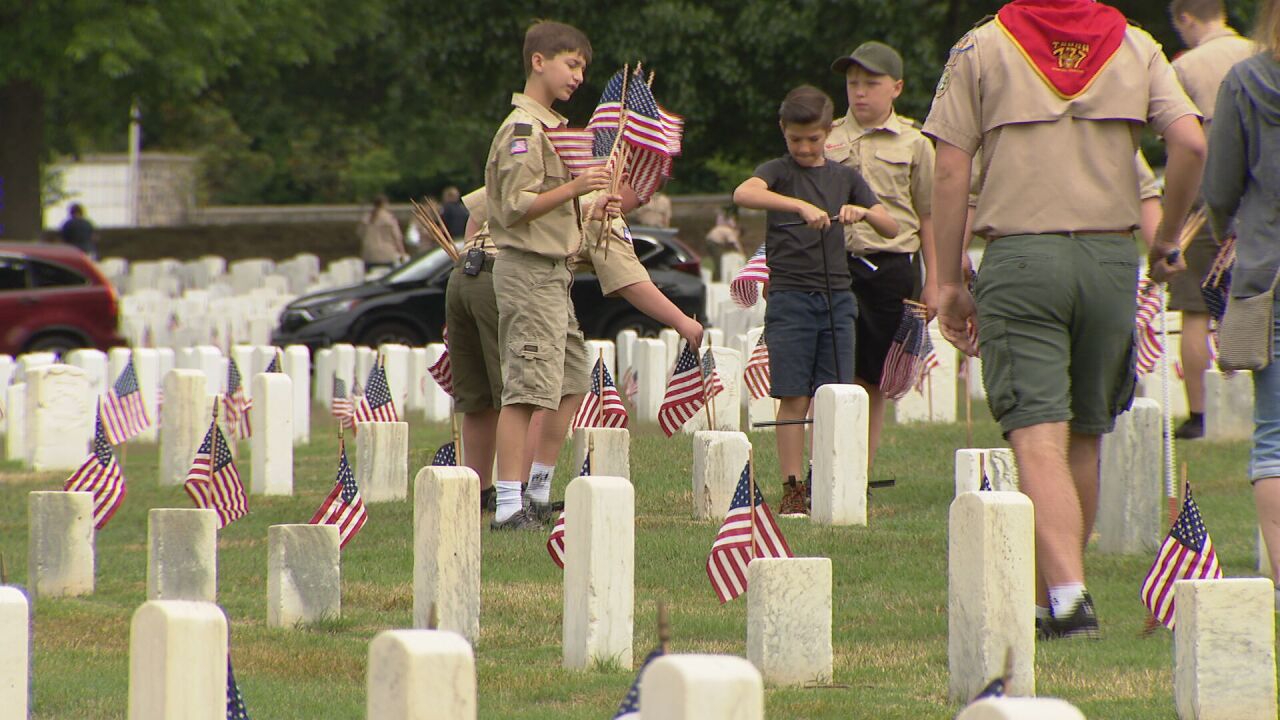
[1166,0,1258,439]
[924,0,1206,639]
[826,41,936,470]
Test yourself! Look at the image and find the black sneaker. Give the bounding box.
[480,487,496,513]
[1175,416,1204,440]
[489,508,544,531]
[1041,592,1100,640]
[525,498,561,524]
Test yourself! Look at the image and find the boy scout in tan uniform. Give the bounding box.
[826,41,935,470]
[924,0,1206,639]
[1166,0,1258,439]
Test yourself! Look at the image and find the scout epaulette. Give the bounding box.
[995,0,1127,99]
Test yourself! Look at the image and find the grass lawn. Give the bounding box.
[0,405,1268,719]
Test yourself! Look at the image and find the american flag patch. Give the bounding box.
[510,139,528,155]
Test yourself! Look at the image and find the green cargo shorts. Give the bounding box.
[444,258,502,413]
[974,233,1139,436]
[493,247,591,410]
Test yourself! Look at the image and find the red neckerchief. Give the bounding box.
[996,0,1128,99]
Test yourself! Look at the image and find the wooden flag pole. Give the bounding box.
[596,348,605,428]
[597,64,633,251]
[706,341,717,427]
[964,358,974,449]
[657,600,671,654]
[209,400,221,475]
[698,346,714,430]
[450,408,461,457]
[748,446,757,561]
[587,432,595,475]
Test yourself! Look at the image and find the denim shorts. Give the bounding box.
[764,290,856,398]
[1250,297,1280,482]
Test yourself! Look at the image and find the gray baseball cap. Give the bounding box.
[831,41,903,80]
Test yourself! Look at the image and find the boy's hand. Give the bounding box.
[573,166,611,196]
[589,192,623,220]
[796,201,830,229]
[675,316,704,351]
[838,205,869,225]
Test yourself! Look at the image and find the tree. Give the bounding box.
[0,0,388,238]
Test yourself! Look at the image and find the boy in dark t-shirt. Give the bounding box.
[733,85,897,515]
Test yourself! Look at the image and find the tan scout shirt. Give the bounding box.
[825,111,935,254]
[1136,152,1160,200]
[461,188,496,255]
[923,21,1198,238]
[484,93,583,258]
[1173,27,1257,124]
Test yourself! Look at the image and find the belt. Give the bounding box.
[990,230,1135,242]
[455,254,497,273]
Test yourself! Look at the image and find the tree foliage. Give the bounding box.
[5,0,1267,218]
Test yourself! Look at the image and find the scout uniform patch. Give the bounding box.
[994,0,1127,99]
[510,139,528,155]
[935,33,975,99]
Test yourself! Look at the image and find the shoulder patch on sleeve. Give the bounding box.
[510,138,529,155]
[513,123,533,137]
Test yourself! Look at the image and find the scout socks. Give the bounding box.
[494,481,524,522]
[1049,583,1086,617]
[526,462,555,503]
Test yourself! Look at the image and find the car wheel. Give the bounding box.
[602,313,664,340]
[359,320,425,347]
[25,332,86,357]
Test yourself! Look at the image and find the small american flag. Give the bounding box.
[912,345,941,394]
[331,376,355,431]
[224,359,253,441]
[64,409,126,529]
[572,358,629,429]
[1140,484,1222,629]
[880,301,930,400]
[702,348,726,399]
[545,128,609,176]
[264,354,282,374]
[730,246,769,308]
[1135,279,1165,375]
[429,327,454,397]
[743,335,771,400]
[227,654,250,720]
[183,421,248,529]
[612,647,666,719]
[308,443,368,549]
[547,453,590,569]
[620,367,639,404]
[355,364,399,423]
[706,461,793,604]
[432,441,457,467]
[658,344,719,437]
[100,355,150,445]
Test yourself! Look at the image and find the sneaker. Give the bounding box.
[489,508,544,531]
[525,498,561,524]
[1040,592,1100,640]
[1175,416,1204,440]
[779,480,808,517]
[480,487,496,513]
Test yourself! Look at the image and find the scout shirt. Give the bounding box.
[1172,26,1257,125]
[825,110,934,255]
[923,15,1198,239]
[484,93,583,258]
[461,188,497,255]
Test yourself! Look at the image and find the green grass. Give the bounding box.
[0,407,1268,719]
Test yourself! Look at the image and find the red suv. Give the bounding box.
[0,242,125,356]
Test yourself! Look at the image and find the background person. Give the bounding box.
[358,194,407,271]
[59,203,98,258]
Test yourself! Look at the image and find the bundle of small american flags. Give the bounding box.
[1134,279,1165,375]
[183,419,248,529]
[657,343,724,437]
[572,357,628,429]
[100,355,150,445]
[1140,484,1222,629]
[308,440,368,549]
[730,246,769,308]
[880,300,931,400]
[64,408,126,529]
[706,461,792,604]
[546,66,683,204]
[743,335,771,400]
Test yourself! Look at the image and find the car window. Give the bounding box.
[630,235,663,265]
[30,260,87,288]
[382,246,457,284]
[0,257,27,291]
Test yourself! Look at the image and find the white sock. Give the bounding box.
[526,462,555,503]
[1048,583,1086,617]
[495,481,523,522]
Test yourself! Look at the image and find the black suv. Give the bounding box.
[272,227,705,349]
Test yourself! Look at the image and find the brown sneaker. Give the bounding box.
[778,480,808,517]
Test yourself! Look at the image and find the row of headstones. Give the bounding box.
[102,253,359,298]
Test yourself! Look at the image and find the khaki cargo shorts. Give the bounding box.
[493,247,590,410]
[1167,223,1217,313]
[444,259,502,413]
[974,233,1139,436]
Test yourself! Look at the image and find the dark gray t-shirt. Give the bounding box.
[753,155,878,293]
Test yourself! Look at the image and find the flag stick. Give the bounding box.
[1,553,7,584]
[587,432,595,475]
[657,600,670,654]
[597,64,632,250]
[1159,284,1176,506]
[699,347,714,430]
[450,407,461,457]
[597,349,605,428]
[209,400,221,478]
[964,358,973,449]
[707,341,717,426]
[926,371,934,423]
[748,445,757,561]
